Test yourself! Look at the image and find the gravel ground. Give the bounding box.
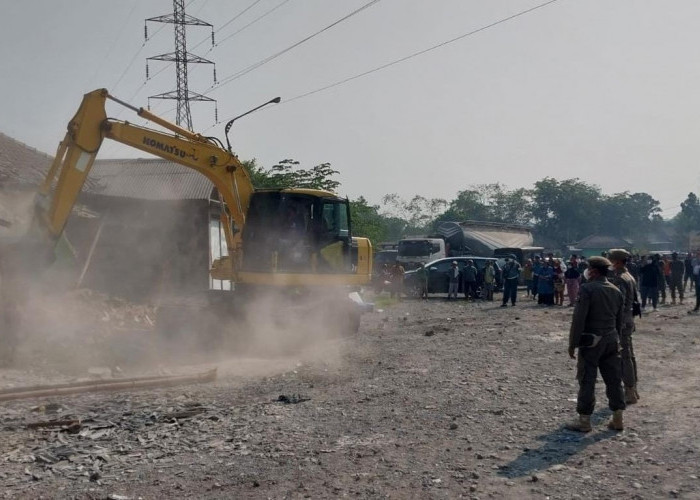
[0,291,699,499]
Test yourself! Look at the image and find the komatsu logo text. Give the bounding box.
[142,137,197,160]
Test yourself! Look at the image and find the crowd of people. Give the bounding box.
[376,249,700,315]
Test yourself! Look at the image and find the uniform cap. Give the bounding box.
[588,256,612,270]
[608,249,630,261]
[452,261,458,266]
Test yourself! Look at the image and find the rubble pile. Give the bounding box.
[0,393,226,492]
[12,289,159,374]
[55,289,157,335]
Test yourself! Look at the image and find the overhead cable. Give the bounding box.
[282,0,563,105]
[206,0,383,93]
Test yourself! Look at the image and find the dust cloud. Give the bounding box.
[0,181,356,387]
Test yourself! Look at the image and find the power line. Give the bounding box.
[212,0,292,49]
[281,0,563,105]
[192,0,210,16]
[216,0,264,34]
[111,0,199,92]
[89,2,140,88]
[206,0,383,93]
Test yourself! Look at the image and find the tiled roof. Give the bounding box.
[0,132,52,187]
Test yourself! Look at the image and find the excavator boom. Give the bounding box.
[8,88,371,285]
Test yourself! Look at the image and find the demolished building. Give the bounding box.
[0,132,227,300]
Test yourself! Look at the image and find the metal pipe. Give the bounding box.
[0,369,217,402]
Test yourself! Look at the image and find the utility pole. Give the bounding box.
[145,0,217,130]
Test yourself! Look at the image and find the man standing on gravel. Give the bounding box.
[532,255,542,300]
[390,261,405,301]
[609,249,640,404]
[566,256,626,432]
[501,255,521,307]
[462,260,478,301]
[669,252,685,305]
[690,251,700,314]
[684,253,694,292]
[447,261,460,300]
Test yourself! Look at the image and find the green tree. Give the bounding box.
[436,187,492,223]
[598,192,661,243]
[675,192,700,247]
[531,178,602,245]
[350,196,388,244]
[490,186,533,225]
[247,158,340,192]
[381,194,448,235]
[433,183,532,226]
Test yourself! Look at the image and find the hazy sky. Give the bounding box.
[2,0,699,217]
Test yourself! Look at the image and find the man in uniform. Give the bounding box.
[609,249,640,404]
[669,252,685,305]
[416,263,429,300]
[566,256,626,432]
[389,261,405,301]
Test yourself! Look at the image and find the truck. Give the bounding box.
[0,89,373,364]
[436,220,534,258]
[396,237,446,270]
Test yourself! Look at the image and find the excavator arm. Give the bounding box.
[0,88,373,365]
[37,88,253,276]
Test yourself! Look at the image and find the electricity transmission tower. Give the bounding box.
[145,0,217,130]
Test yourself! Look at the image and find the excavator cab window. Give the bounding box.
[242,192,352,273]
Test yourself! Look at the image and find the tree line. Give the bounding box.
[245,158,699,251]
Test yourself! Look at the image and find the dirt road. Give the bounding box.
[0,293,699,499]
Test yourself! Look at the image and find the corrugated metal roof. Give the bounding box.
[87,159,214,200]
[0,133,214,200]
[575,234,631,249]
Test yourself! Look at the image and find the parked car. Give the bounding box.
[403,256,501,298]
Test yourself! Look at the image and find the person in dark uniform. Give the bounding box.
[566,256,626,432]
[609,249,640,404]
[669,252,685,305]
[462,260,478,301]
[683,253,694,292]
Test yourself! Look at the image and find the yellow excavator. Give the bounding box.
[0,89,372,362]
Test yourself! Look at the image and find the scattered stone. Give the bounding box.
[277,394,310,404]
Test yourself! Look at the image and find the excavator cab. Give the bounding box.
[241,190,353,274]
